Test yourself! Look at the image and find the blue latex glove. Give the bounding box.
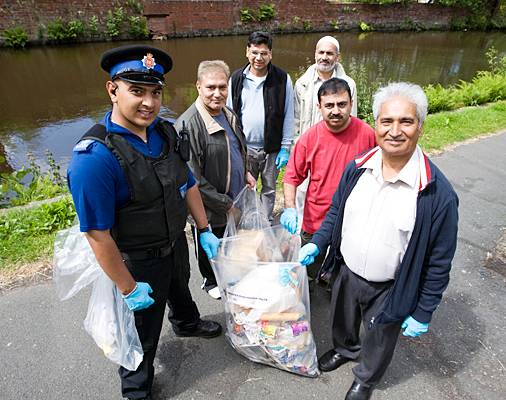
[280,207,298,234]
[401,316,429,337]
[298,243,320,266]
[200,231,220,260]
[275,148,290,169]
[122,282,155,311]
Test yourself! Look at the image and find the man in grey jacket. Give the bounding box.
[176,60,256,299]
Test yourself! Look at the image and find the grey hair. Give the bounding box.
[197,60,230,81]
[372,82,428,126]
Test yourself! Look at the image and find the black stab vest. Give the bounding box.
[230,62,287,154]
[80,121,188,252]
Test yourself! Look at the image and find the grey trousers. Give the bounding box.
[247,147,279,221]
[330,264,402,387]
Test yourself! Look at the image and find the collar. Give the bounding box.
[103,111,159,137]
[195,98,235,135]
[355,145,431,192]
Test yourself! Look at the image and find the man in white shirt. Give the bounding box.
[299,82,459,400]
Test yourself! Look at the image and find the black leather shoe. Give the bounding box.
[318,349,350,372]
[174,319,222,338]
[345,380,374,400]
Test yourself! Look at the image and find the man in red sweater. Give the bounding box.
[281,78,376,279]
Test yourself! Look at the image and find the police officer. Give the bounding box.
[67,45,222,400]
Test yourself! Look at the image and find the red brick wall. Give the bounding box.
[0,0,130,36]
[0,0,468,40]
[145,0,467,37]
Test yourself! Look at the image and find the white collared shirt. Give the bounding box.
[340,148,420,282]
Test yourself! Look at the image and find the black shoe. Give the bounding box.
[124,396,151,400]
[345,380,374,400]
[318,349,350,372]
[174,319,222,338]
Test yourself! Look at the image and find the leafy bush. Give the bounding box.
[87,15,100,37]
[0,151,66,208]
[128,16,149,39]
[240,8,256,23]
[257,3,276,21]
[0,197,75,242]
[359,22,373,32]
[66,19,85,39]
[3,26,29,48]
[46,18,68,41]
[106,7,126,38]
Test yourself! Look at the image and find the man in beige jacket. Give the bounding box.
[294,35,357,138]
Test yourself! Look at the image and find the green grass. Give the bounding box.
[420,101,506,152]
[0,196,76,270]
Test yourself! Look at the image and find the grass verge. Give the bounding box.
[0,196,75,277]
[421,101,506,152]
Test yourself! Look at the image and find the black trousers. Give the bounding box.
[119,234,200,399]
[330,264,402,387]
[192,225,226,289]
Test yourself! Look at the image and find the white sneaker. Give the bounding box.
[207,286,221,300]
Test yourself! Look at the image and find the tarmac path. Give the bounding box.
[1,132,505,400]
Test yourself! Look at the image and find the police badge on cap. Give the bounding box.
[100,44,173,85]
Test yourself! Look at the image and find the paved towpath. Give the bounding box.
[1,132,505,400]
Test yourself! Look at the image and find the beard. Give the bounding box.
[316,60,337,73]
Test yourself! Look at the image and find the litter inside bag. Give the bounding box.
[53,223,143,370]
[84,271,143,371]
[211,188,320,377]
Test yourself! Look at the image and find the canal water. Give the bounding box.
[0,31,504,170]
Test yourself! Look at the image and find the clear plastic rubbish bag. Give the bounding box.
[211,189,320,377]
[84,271,143,371]
[53,224,102,301]
[53,223,143,371]
[224,186,271,237]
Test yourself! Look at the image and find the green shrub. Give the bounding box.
[46,18,68,41]
[257,3,276,21]
[302,20,312,31]
[359,21,372,32]
[425,84,456,113]
[128,15,149,39]
[106,7,126,38]
[0,151,66,208]
[87,15,100,37]
[66,19,85,39]
[240,8,256,23]
[3,26,29,48]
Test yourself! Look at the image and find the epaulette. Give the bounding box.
[73,139,96,153]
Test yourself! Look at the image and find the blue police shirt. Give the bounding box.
[67,112,196,232]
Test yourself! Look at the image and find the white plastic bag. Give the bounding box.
[53,223,143,370]
[83,270,143,371]
[53,224,102,301]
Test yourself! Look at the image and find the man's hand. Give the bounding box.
[200,231,220,259]
[401,316,429,337]
[298,243,320,266]
[246,172,256,189]
[122,282,155,311]
[280,207,298,234]
[275,148,290,169]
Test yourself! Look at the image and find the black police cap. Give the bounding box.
[100,44,173,85]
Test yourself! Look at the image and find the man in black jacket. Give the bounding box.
[228,31,294,222]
